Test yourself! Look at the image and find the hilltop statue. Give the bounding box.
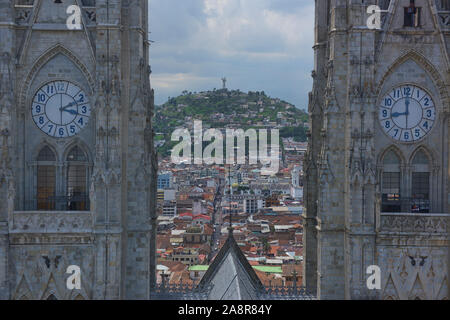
[221,77,227,89]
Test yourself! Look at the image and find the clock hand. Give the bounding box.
[405,97,410,115]
[60,94,63,125]
[62,109,81,116]
[405,97,410,128]
[391,112,407,117]
[59,99,85,112]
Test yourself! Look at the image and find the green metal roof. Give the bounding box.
[188,265,283,274]
[252,266,283,274]
[188,265,209,271]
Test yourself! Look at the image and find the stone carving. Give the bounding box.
[10,212,93,233]
[15,7,32,25]
[84,9,97,24]
[380,248,448,300]
[380,213,448,233]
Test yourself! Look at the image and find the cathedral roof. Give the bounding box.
[198,234,264,300]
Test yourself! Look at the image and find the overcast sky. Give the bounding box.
[148,0,314,110]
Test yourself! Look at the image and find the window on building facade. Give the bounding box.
[81,0,96,6]
[440,0,450,10]
[411,150,430,213]
[66,146,89,211]
[381,151,401,213]
[404,0,421,27]
[36,146,56,210]
[379,0,391,10]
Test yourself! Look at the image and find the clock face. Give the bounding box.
[31,81,91,138]
[379,84,436,142]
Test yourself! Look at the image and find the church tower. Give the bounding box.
[0,0,157,300]
[305,0,449,299]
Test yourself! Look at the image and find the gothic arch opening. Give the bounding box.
[36,146,57,210]
[66,146,90,211]
[410,149,431,213]
[381,149,402,212]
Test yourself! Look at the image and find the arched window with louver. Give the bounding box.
[66,146,90,211]
[411,150,431,213]
[36,146,56,210]
[381,150,402,213]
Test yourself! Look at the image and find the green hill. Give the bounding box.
[153,89,308,157]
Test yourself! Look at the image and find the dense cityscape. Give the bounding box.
[155,116,308,287]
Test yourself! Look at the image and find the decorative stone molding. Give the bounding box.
[380,213,448,234]
[19,44,95,114]
[10,211,93,234]
[376,50,449,112]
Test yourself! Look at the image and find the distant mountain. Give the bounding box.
[153,89,308,157]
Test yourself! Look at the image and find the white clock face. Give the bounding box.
[379,84,436,142]
[31,81,91,138]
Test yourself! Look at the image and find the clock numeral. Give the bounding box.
[37,93,46,103]
[393,128,399,137]
[46,84,55,95]
[384,98,392,107]
[392,89,401,100]
[414,128,421,138]
[56,82,66,93]
[32,103,43,116]
[47,124,55,136]
[385,120,391,129]
[75,115,89,129]
[423,97,430,106]
[69,125,77,134]
[403,87,411,96]
[81,106,87,114]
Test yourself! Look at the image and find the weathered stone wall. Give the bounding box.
[0,0,156,300]
[306,0,449,300]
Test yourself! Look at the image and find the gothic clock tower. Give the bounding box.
[305,0,449,300]
[0,0,157,300]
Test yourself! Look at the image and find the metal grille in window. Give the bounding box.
[404,2,421,27]
[37,146,56,161]
[81,0,95,6]
[412,172,429,199]
[67,147,89,211]
[37,165,56,210]
[378,0,391,10]
[67,146,87,161]
[439,0,450,10]
[382,172,400,190]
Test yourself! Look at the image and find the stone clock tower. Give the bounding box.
[304,0,449,299]
[0,0,157,299]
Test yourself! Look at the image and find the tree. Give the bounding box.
[261,237,271,255]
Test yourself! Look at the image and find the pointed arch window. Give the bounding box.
[411,150,430,213]
[36,146,56,210]
[66,146,89,211]
[381,150,401,212]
